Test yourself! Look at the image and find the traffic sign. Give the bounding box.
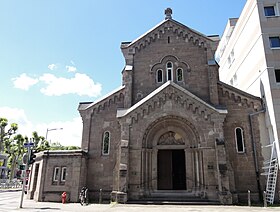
[23,142,34,148]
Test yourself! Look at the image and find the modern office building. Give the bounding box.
[216,0,280,164]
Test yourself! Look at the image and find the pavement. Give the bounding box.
[16,201,280,212]
[0,190,280,212]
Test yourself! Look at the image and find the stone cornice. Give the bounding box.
[117,81,227,124]
[217,81,262,109]
[121,19,218,54]
[78,86,125,116]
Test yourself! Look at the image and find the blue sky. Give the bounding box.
[0,0,246,146]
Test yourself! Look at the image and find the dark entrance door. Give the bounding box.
[157,149,186,190]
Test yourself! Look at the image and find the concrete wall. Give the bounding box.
[216,0,280,166]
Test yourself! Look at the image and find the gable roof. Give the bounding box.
[78,85,125,111]
[117,81,227,118]
[121,18,219,50]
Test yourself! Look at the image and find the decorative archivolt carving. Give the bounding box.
[158,131,184,145]
[142,115,200,148]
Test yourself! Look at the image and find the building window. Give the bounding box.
[176,68,183,82]
[264,6,276,17]
[53,167,60,181]
[275,69,280,83]
[269,36,280,48]
[61,167,67,181]
[166,62,173,81]
[235,127,245,153]
[157,69,163,83]
[227,56,231,66]
[227,49,235,67]
[102,131,110,155]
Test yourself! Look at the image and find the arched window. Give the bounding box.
[176,68,183,82]
[102,131,110,155]
[157,69,163,83]
[166,62,173,81]
[235,127,245,153]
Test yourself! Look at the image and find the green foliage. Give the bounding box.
[49,142,80,150]
[0,117,18,152]
[1,117,81,179]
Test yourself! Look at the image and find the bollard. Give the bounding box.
[99,189,103,204]
[263,191,267,207]
[248,190,251,207]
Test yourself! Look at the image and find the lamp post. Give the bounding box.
[45,128,63,143]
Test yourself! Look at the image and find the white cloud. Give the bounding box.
[0,107,32,133]
[12,73,39,90]
[66,65,77,72]
[0,107,82,147]
[48,64,57,71]
[39,73,102,97]
[37,117,82,146]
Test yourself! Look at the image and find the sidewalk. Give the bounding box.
[0,187,22,192]
[18,199,280,212]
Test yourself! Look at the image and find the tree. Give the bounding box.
[4,134,26,180]
[0,117,18,152]
[31,131,50,152]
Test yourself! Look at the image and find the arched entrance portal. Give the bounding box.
[141,116,204,198]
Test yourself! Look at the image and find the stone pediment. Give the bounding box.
[121,18,219,54]
[117,81,227,123]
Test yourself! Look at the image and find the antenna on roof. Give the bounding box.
[165,8,172,20]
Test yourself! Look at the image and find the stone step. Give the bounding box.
[127,200,220,205]
[128,190,220,205]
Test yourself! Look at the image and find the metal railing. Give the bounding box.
[0,179,22,189]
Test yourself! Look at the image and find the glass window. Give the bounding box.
[61,167,67,181]
[235,127,245,153]
[102,131,110,155]
[269,37,280,48]
[275,69,280,83]
[264,6,276,16]
[166,62,173,81]
[176,68,183,82]
[157,69,163,83]
[53,167,60,181]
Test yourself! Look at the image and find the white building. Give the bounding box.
[216,0,280,164]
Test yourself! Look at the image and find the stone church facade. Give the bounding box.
[28,9,269,204]
[78,9,266,204]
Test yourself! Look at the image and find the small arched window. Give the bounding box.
[166,62,173,81]
[157,69,163,83]
[235,127,245,153]
[102,131,110,155]
[176,68,183,82]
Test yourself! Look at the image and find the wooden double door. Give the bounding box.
[157,149,186,190]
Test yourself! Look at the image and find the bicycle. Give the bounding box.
[79,187,88,206]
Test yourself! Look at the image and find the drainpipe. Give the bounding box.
[249,109,265,201]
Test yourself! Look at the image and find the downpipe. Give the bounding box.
[249,109,266,202]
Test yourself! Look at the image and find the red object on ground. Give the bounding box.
[61,192,67,204]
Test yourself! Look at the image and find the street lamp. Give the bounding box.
[45,128,63,143]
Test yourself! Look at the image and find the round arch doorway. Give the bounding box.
[141,116,201,195]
